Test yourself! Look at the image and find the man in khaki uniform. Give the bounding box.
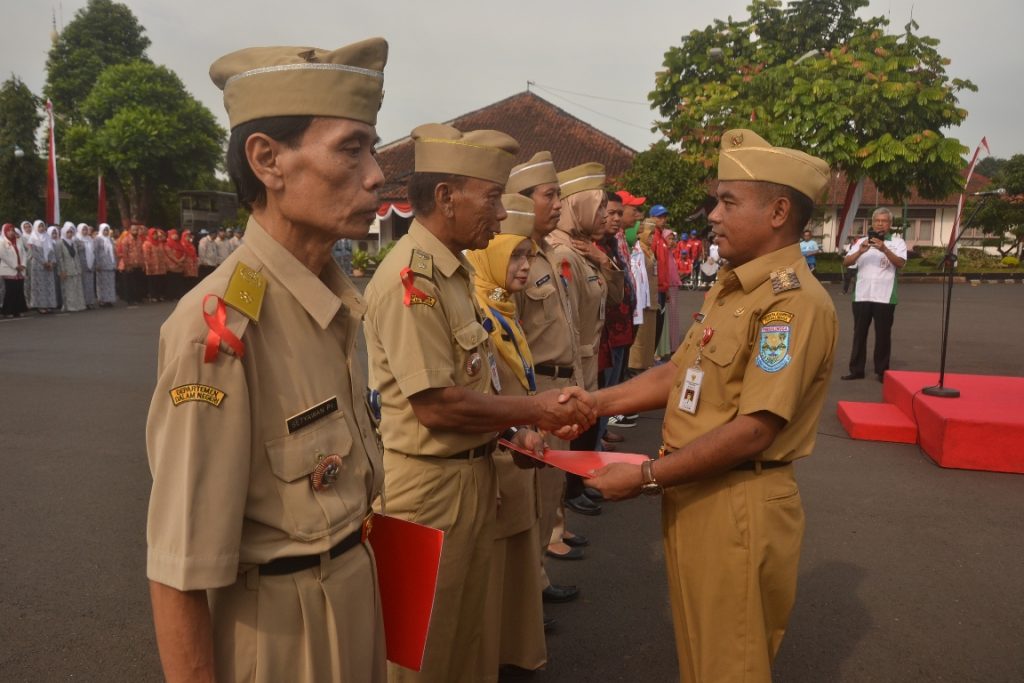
[548,163,624,515]
[585,129,838,683]
[146,39,390,683]
[363,124,594,683]
[508,152,586,590]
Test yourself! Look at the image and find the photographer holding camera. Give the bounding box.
[841,207,907,381]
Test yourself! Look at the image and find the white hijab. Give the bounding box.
[77,223,95,268]
[96,223,115,263]
[28,221,54,259]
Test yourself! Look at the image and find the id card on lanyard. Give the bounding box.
[678,326,714,415]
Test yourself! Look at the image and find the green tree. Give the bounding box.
[44,0,150,123]
[619,141,708,225]
[0,77,45,222]
[969,155,1024,258]
[66,61,225,223]
[651,0,976,204]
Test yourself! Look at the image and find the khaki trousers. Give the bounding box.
[383,451,497,683]
[661,466,804,683]
[208,544,386,683]
[628,308,659,371]
[534,373,573,588]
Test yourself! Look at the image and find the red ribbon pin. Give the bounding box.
[400,266,432,307]
[202,294,246,363]
[560,258,572,283]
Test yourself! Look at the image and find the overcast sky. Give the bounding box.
[3,0,1020,160]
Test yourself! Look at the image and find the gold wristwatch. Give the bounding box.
[640,459,663,496]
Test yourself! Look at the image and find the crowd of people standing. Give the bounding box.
[0,220,244,316]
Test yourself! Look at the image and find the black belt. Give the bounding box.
[449,440,497,460]
[535,363,573,379]
[733,460,791,471]
[259,527,364,576]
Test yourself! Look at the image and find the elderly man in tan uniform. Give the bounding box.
[507,152,586,592]
[146,39,390,683]
[585,129,838,683]
[363,124,595,683]
[548,163,624,515]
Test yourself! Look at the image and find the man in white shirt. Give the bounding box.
[841,208,907,381]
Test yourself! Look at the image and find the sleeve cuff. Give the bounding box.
[147,546,240,591]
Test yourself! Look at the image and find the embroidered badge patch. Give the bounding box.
[756,324,792,372]
[760,310,794,325]
[170,384,226,407]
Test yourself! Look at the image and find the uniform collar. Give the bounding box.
[408,220,473,278]
[722,243,803,294]
[242,216,361,329]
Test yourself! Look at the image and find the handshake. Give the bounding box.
[534,386,599,441]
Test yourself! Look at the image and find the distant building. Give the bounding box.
[178,191,238,232]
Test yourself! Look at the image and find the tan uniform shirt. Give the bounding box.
[663,244,837,459]
[512,240,582,383]
[546,230,623,391]
[146,217,382,591]
[363,220,497,456]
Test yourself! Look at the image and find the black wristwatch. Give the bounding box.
[640,459,663,496]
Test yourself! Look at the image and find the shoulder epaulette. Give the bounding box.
[223,261,266,321]
[410,249,434,280]
[769,267,801,295]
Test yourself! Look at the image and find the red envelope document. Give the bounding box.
[498,438,650,476]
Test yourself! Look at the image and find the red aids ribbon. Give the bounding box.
[560,259,572,283]
[701,327,715,346]
[202,294,246,363]
[400,267,432,307]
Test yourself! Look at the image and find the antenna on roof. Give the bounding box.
[527,80,534,92]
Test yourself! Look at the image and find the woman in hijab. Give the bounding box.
[179,229,199,293]
[76,223,97,308]
[656,228,683,358]
[163,228,186,300]
[93,223,117,306]
[142,227,167,302]
[17,220,33,299]
[25,221,57,312]
[1,223,28,317]
[465,193,548,680]
[56,224,86,312]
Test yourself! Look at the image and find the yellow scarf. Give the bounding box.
[466,235,537,394]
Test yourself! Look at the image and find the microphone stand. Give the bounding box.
[922,197,993,398]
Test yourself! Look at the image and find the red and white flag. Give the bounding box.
[949,137,990,250]
[45,99,60,226]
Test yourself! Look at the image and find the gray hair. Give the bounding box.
[871,207,893,220]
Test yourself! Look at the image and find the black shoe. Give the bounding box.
[545,545,584,561]
[566,494,602,516]
[500,664,538,679]
[607,415,637,428]
[583,487,604,503]
[542,584,580,603]
[875,373,885,382]
[563,533,589,548]
[841,373,865,380]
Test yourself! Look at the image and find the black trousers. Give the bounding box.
[849,301,896,376]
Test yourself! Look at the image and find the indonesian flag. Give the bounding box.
[949,137,990,250]
[45,99,60,225]
[835,178,866,249]
[97,174,108,224]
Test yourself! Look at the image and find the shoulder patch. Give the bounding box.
[170,383,226,407]
[760,310,794,325]
[756,323,792,373]
[223,262,266,321]
[769,267,801,295]
[410,249,434,280]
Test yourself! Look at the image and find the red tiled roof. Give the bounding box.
[821,169,992,209]
[376,91,637,201]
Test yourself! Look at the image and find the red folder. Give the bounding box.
[368,513,444,671]
[498,439,650,477]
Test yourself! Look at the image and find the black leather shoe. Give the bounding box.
[841,373,865,380]
[583,487,604,502]
[563,533,589,548]
[542,584,580,603]
[545,545,584,560]
[566,494,602,516]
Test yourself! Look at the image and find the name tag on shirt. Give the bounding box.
[677,368,703,414]
[286,396,339,434]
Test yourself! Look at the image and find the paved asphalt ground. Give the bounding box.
[1,279,1022,682]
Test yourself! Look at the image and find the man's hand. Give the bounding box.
[509,429,547,469]
[570,237,610,267]
[532,387,596,433]
[584,462,644,501]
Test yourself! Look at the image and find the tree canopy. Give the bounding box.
[969,155,1024,258]
[650,0,976,203]
[66,61,225,223]
[0,77,45,221]
[44,0,150,123]
[618,142,708,227]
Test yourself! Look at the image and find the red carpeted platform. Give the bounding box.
[837,370,1024,474]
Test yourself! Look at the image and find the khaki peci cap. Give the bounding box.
[500,194,535,238]
[210,38,388,129]
[506,151,558,194]
[412,123,520,186]
[718,129,830,201]
[557,162,606,198]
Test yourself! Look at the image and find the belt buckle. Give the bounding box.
[360,510,374,543]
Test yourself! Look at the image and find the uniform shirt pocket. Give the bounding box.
[264,411,358,542]
[699,339,742,409]
[524,282,560,324]
[452,319,490,387]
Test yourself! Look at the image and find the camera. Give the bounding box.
[867,229,884,241]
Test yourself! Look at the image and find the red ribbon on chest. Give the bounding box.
[202,294,246,363]
[560,258,572,283]
[400,267,432,307]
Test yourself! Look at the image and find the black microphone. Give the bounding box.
[969,188,1007,196]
